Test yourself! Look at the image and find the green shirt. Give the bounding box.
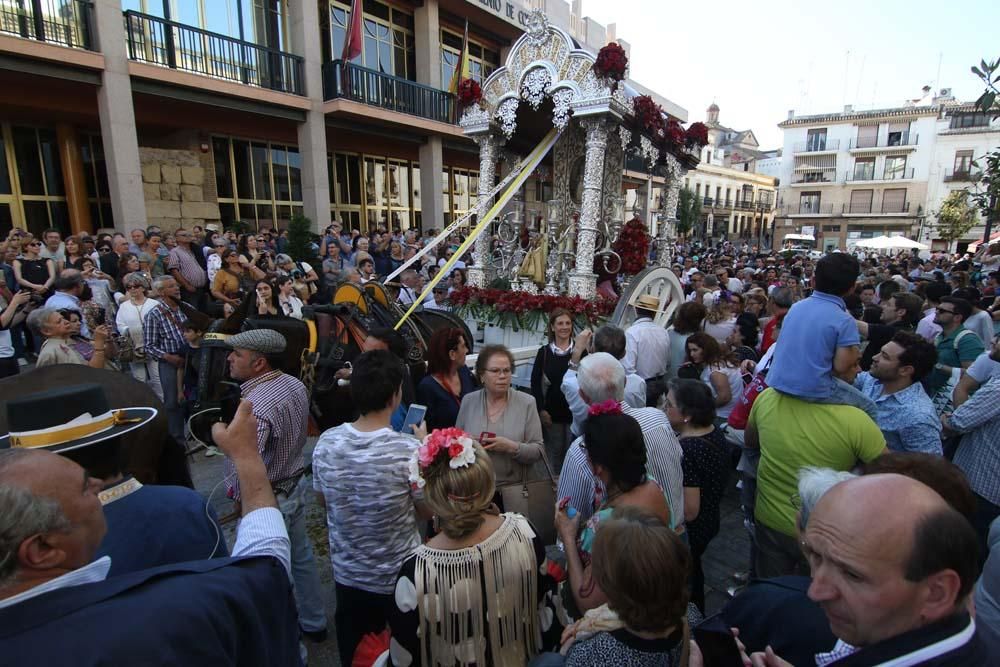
[926,326,985,395]
[751,389,886,536]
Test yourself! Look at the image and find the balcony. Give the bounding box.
[791,172,838,185]
[783,203,834,216]
[793,138,840,153]
[843,201,911,215]
[943,168,981,183]
[735,200,755,211]
[123,11,304,95]
[845,168,915,182]
[848,132,919,151]
[323,60,455,125]
[702,197,714,206]
[0,0,94,50]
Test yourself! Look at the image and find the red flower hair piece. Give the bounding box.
[588,399,623,417]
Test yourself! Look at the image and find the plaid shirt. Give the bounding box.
[951,373,1000,505]
[225,370,309,501]
[142,303,185,361]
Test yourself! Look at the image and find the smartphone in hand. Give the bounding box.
[401,403,427,434]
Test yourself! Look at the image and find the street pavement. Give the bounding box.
[190,438,750,666]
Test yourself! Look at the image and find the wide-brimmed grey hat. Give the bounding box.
[226,329,287,354]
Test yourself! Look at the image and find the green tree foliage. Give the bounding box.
[286,215,318,263]
[935,190,978,243]
[676,188,701,238]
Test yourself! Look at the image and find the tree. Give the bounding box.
[286,214,318,263]
[970,57,1000,243]
[676,188,701,239]
[934,190,978,244]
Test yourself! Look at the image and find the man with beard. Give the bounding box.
[854,332,940,454]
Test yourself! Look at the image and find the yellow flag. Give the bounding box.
[448,20,472,94]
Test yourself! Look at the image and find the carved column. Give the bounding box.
[467,132,502,288]
[657,154,684,267]
[568,117,609,299]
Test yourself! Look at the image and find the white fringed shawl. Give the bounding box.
[414,513,540,666]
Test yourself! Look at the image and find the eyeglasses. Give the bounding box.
[485,367,512,376]
[27,242,41,247]
[936,308,955,315]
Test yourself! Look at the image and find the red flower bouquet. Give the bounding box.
[450,286,616,330]
[594,43,628,86]
[457,78,482,108]
[632,95,666,139]
[612,218,651,276]
[685,122,709,150]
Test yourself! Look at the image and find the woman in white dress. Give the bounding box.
[115,272,162,399]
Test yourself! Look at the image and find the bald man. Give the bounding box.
[761,474,986,666]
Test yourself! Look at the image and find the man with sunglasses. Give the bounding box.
[925,297,984,398]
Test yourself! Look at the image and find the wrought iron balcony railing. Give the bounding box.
[848,132,918,150]
[0,0,94,50]
[323,60,455,124]
[124,10,304,95]
[793,138,840,153]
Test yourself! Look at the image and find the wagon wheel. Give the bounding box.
[364,281,391,309]
[333,282,368,315]
[611,266,685,329]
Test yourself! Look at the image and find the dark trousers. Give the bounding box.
[645,376,668,408]
[0,356,19,379]
[754,521,809,579]
[973,493,1000,568]
[334,582,393,667]
[690,544,707,613]
[180,285,207,312]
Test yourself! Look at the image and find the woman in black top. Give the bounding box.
[13,236,55,296]
[415,327,476,430]
[530,308,574,472]
[665,378,732,613]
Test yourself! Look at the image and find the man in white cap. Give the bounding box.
[623,294,671,406]
[221,328,328,642]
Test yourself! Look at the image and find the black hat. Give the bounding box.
[0,384,156,454]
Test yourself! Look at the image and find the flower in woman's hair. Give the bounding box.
[417,440,440,468]
[588,399,622,417]
[448,435,477,469]
[408,455,426,490]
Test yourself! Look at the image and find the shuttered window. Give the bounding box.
[882,188,907,213]
[856,125,878,148]
[848,190,873,213]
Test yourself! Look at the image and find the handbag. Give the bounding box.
[116,302,147,363]
[497,451,559,546]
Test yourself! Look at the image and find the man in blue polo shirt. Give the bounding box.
[765,252,875,416]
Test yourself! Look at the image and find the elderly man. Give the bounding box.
[44,269,90,337]
[556,352,684,528]
[854,332,941,455]
[623,294,671,407]
[396,269,423,306]
[143,276,187,448]
[561,326,646,438]
[167,228,208,310]
[221,328,328,642]
[0,399,301,665]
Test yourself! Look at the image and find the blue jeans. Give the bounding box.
[158,359,185,447]
[529,653,566,667]
[278,476,328,633]
[801,378,879,421]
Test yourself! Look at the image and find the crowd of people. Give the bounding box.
[1,219,1000,665]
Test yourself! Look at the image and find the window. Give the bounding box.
[887,122,909,147]
[953,150,974,175]
[848,190,873,214]
[330,0,415,80]
[715,186,722,202]
[882,189,907,214]
[806,128,828,151]
[855,125,878,149]
[213,136,302,232]
[81,135,114,229]
[853,158,875,181]
[822,224,841,232]
[798,192,821,214]
[884,155,907,180]
[440,28,500,87]
[949,113,989,129]
[695,183,701,197]
[2,125,69,237]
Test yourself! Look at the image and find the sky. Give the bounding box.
[582,0,999,149]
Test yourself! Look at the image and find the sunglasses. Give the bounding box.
[28,242,41,246]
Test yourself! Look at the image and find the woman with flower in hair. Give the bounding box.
[388,429,562,666]
[554,401,672,617]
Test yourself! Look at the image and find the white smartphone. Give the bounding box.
[401,403,427,434]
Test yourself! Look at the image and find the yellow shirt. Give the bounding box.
[750,389,885,536]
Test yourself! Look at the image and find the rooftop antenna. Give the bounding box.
[842,50,850,106]
[854,54,866,106]
[934,52,943,93]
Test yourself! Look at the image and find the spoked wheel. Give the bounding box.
[611,266,685,329]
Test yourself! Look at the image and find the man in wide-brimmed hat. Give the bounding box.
[623,293,672,407]
[0,384,226,577]
[0,396,300,665]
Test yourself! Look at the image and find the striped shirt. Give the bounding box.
[225,371,309,500]
[168,245,207,288]
[951,373,1000,505]
[556,402,685,529]
[142,302,186,360]
[312,424,422,594]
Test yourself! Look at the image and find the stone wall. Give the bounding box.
[139,147,220,231]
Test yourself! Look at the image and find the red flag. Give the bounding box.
[341,0,363,63]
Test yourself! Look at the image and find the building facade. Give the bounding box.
[683,103,778,245]
[0,0,683,240]
[774,88,1000,252]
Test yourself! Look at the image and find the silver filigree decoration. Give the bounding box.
[521,68,551,111]
[495,98,519,139]
[472,134,501,278]
[639,135,660,169]
[459,104,490,131]
[618,127,632,150]
[525,10,548,46]
[551,89,574,130]
[569,117,610,300]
